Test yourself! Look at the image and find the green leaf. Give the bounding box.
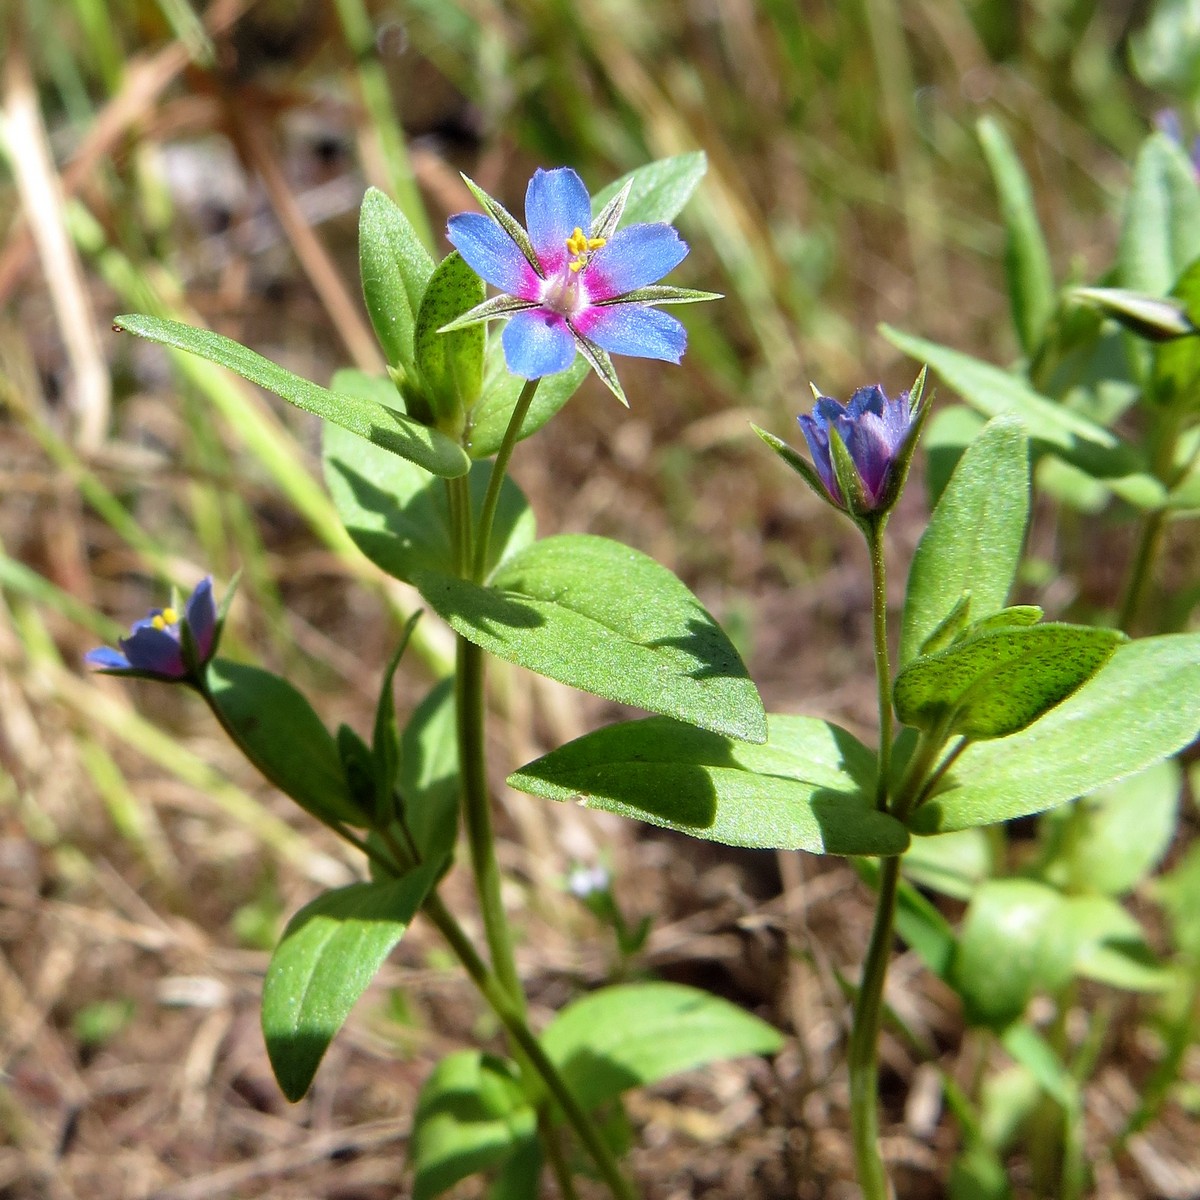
[262,868,437,1101]
[409,1052,536,1200]
[398,677,460,866]
[589,152,708,225]
[465,342,590,458]
[881,326,1117,454]
[923,404,987,506]
[951,879,1064,1029]
[370,615,421,826]
[914,633,1200,833]
[323,419,534,585]
[900,416,1030,666]
[415,534,766,742]
[894,623,1124,741]
[359,187,437,374]
[977,117,1056,355]
[205,658,360,827]
[1000,1025,1077,1110]
[508,715,909,855]
[540,982,781,1116]
[1072,286,1198,341]
[485,1135,542,1200]
[411,251,486,426]
[1040,760,1181,896]
[1119,133,1200,298]
[1153,842,1200,959]
[112,314,471,478]
[1052,895,1171,992]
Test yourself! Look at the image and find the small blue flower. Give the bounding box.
[443,167,718,403]
[86,577,218,682]
[798,383,923,513]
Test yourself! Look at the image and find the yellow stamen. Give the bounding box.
[565,226,606,273]
[153,607,180,631]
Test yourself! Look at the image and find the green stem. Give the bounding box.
[847,854,900,1200]
[472,379,540,583]
[541,1112,582,1200]
[422,892,638,1200]
[456,631,525,1013]
[866,518,894,811]
[1117,508,1166,634]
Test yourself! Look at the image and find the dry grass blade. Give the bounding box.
[2,22,109,449]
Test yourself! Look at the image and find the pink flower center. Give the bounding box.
[540,227,606,317]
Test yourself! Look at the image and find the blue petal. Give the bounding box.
[185,576,217,662]
[585,224,688,299]
[447,213,540,297]
[85,646,132,671]
[797,414,840,502]
[525,168,592,266]
[502,310,578,378]
[812,397,847,428]
[836,412,894,503]
[578,304,686,363]
[120,625,187,677]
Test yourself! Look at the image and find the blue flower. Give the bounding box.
[797,382,925,514]
[443,167,718,403]
[86,576,218,682]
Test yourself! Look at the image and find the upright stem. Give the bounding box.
[847,854,900,1200]
[456,630,525,1012]
[472,378,540,583]
[423,892,638,1200]
[866,518,893,811]
[1117,509,1166,634]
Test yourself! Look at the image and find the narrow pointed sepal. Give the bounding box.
[573,330,629,406]
[439,294,539,333]
[460,173,543,278]
[826,422,871,517]
[602,285,723,306]
[591,179,633,242]
[872,366,932,515]
[751,424,845,512]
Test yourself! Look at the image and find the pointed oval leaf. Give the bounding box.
[1119,132,1200,297]
[977,117,1056,355]
[112,314,470,477]
[508,714,909,855]
[589,152,708,225]
[323,419,534,585]
[359,187,437,373]
[914,633,1200,833]
[398,677,460,866]
[901,416,1030,666]
[263,867,437,1101]
[412,252,486,425]
[414,534,766,742]
[541,982,782,1115]
[205,658,360,827]
[894,623,1124,740]
[881,326,1116,453]
[409,1051,536,1200]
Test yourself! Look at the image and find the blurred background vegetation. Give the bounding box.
[0,1,1196,1196]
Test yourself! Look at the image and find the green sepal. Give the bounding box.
[917,592,973,657]
[460,174,542,277]
[751,424,840,511]
[439,294,538,332]
[573,328,628,406]
[590,178,632,241]
[603,285,723,305]
[826,420,870,515]
[870,364,930,515]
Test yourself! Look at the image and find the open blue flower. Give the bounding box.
[86,576,218,682]
[443,167,718,403]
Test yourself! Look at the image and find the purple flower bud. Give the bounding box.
[86,576,218,682]
[797,384,920,512]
